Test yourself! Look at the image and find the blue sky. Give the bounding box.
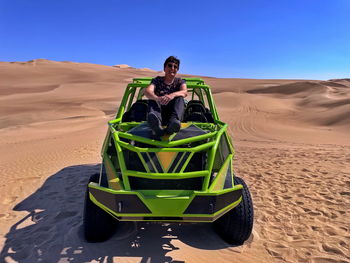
[0,0,349,79]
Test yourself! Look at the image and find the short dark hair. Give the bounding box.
[164,56,180,69]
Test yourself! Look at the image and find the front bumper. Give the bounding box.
[88,183,243,222]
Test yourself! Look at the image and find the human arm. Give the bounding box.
[144,83,159,101]
[167,82,187,99]
[144,84,169,105]
[145,80,187,105]
[162,83,187,105]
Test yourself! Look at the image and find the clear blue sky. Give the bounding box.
[1,0,349,79]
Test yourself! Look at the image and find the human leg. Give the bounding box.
[147,100,164,137]
[163,96,185,134]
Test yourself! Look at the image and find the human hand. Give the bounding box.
[159,94,174,105]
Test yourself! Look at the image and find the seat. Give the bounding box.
[186,100,204,107]
[185,111,208,122]
[204,108,214,123]
[122,100,149,122]
[183,100,214,123]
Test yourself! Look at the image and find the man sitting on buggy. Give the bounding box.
[144,56,187,137]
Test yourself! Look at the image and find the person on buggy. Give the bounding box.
[144,56,188,137]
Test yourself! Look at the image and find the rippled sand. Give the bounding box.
[1,59,349,263]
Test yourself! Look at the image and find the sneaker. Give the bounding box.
[166,118,181,134]
[148,112,164,137]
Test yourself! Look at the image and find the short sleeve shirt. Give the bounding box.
[151,76,186,97]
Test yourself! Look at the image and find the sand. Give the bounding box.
[0,59,349,263]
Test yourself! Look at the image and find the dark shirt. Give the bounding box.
[151,76,186,97]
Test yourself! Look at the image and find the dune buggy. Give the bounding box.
[83,78,253,244]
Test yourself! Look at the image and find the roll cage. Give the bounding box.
[89,78,240,223]
[115,78,220,121]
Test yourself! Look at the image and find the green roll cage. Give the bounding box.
[88,78,243,222]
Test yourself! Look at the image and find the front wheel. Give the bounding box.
[213,176,254,245]
[83,173,118,242]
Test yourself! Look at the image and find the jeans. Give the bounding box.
[148,96,185,126]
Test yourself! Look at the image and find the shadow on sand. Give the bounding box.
[0,164,231,263]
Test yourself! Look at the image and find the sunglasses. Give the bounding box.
[167,63,178,69]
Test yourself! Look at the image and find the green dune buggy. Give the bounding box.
[83,78,253,244]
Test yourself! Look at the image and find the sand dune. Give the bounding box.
[247,81,329,96]
[243,80,350,129]
[0,60,349,263]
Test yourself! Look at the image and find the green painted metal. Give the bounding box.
[91,77,241,223]
[118,138,215,153]
[209,154,232,191]
[116,129,218,147]
[177,152,194,174]
[88,183,243,221]
[124,170,208,180]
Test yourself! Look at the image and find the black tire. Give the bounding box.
[83,173,118,242]
[213,176,254,245]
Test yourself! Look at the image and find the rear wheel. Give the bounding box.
[83,173,118,242]
[213,176,254,245]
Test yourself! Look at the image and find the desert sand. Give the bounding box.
[0,59,349,263]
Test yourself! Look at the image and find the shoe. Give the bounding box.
[166,118,181,134]
[148,112,164,137]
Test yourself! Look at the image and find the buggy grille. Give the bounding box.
[129,176,204,190]
[122,149,206,173]
[122,148,146,172]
